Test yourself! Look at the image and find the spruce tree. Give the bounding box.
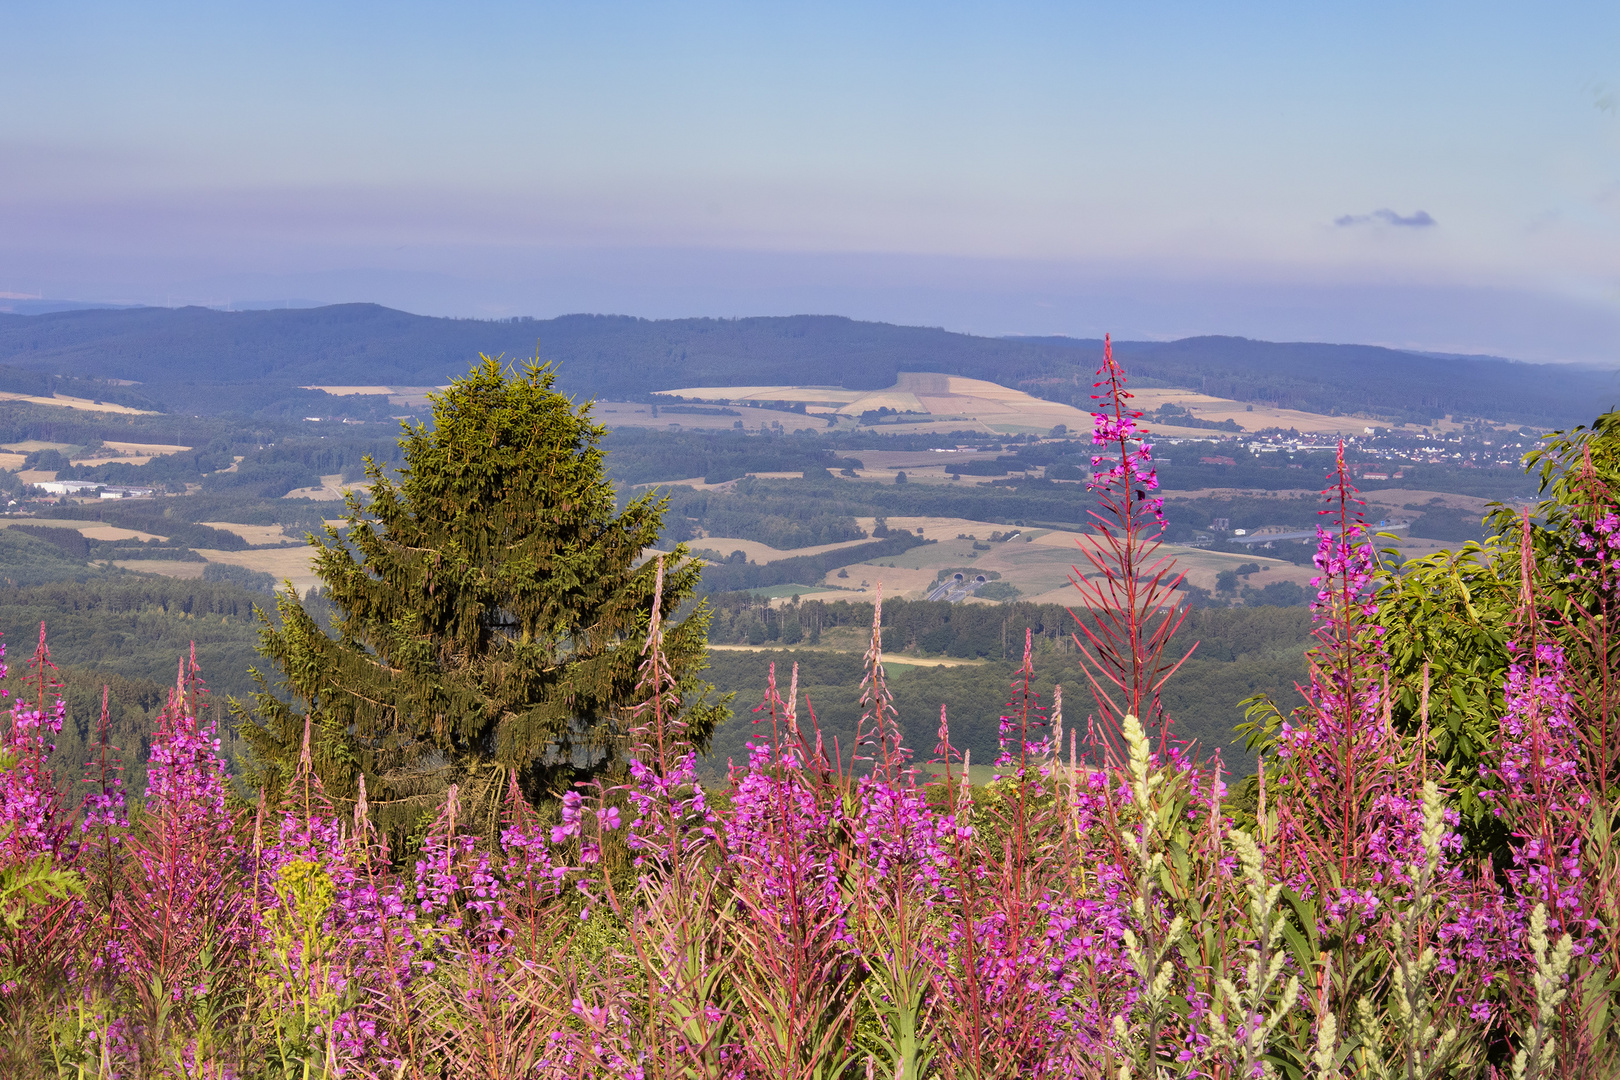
[236,358,722,833]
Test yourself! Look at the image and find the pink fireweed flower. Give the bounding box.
[1090,413,1137,446]
[144,680,233,839]
[1570,507,1620,588]
[623,751,716,866]
[1308,523,1382,623]
[1481,639,1593,952]
[0,626,73,865]
[112,655,252,1000]
[851,773,954,893]
[727,740,845,917]
[550,789,586,843]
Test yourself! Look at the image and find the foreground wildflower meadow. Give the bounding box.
[3,341,1620,1079]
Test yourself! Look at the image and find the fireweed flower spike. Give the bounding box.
[1269,448,1419,901]
[0,625,84,1038]
[0,624,71,865]
[114,651,250,1056]
[1069,334,1196,760]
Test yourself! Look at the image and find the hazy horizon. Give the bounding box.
[5,3,1619,363]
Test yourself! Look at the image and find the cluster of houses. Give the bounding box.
[1235,427,1531,472]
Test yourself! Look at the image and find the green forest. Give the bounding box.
[2,304,1615,425]
[0,529,1309,796]
[696,595,1309,774]
[0,572,273,794]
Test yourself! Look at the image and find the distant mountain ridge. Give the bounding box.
[0,303,1613,426]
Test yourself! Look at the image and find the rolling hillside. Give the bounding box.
[0,305,1614,426]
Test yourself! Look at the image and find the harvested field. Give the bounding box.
[692,535,880,565]
[0,519,165,542]
[0,391,154,415]
[192,546,323,594]
[283,474,359,501]
[199,522,298,546]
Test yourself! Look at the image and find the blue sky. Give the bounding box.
[3,2,1619,361]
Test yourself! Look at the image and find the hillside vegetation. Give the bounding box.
[1,304,1614,426]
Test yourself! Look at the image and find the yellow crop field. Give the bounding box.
[652,372,1432,439]
[0,392,154,415]
[0,519,166,543]
[1130,388,1432,436]
[199,522,297,546]
[708,643,984,667]
[102,441,192,456]
[71,440,194,467]
[658,372,1098,434]
[652,385,861,406]
[2,441,77,453]
[193,546,323,594]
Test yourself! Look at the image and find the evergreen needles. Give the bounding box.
[235,357,722,834]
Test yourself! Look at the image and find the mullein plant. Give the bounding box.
[252,721,384,1076]
[1343,781,1470,1080]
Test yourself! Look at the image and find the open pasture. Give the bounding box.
[593,399,826,433]
[0,390,154,414]
[692,534,880,565]
[827,514,1313,603]
[192,545,323,594]
[109,559,207,579]
[198,521,298,546]
[650,371,1433,438]
[282,473,360,501]
[0,518,167,542]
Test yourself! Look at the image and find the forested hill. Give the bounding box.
[0,304,1614,426]
[1044,335,1620,429]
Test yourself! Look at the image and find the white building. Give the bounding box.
[34,480,101,496]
